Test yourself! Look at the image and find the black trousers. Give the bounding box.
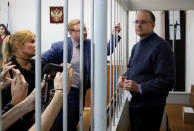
[129,106,165,131]
[55,87,86,131]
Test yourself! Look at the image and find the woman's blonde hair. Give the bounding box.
[2,30,34,62]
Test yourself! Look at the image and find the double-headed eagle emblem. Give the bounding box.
[50,7,63,23]
[51,8,63,22]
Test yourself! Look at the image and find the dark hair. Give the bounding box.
[0,24,11,35]
[140,10,155,22]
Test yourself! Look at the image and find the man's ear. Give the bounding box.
[152,22,155,28]
[69,31,73,35]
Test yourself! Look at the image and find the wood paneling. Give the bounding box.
[85,64,119,107]
[190,85,194,107]
[166,104,194,131]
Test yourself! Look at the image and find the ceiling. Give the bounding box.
[120,0,194,10]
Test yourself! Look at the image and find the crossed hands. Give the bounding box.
[117,76,140,93]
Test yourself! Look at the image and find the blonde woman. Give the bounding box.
[1,30,74,130]
[1,30,36,130]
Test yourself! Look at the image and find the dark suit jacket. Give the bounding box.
[41,35,121,89]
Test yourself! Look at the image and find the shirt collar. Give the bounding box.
[71,38,80,48]
[140,32,155,42]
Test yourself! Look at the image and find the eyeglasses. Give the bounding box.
[71,28,88,32]
[134,20,152,24]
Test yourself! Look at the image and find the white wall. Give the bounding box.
[186,10,194,92]
[0,0,35,34]
[0,0,9,28]
[0,0,92,53]
[41,0,94,53]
